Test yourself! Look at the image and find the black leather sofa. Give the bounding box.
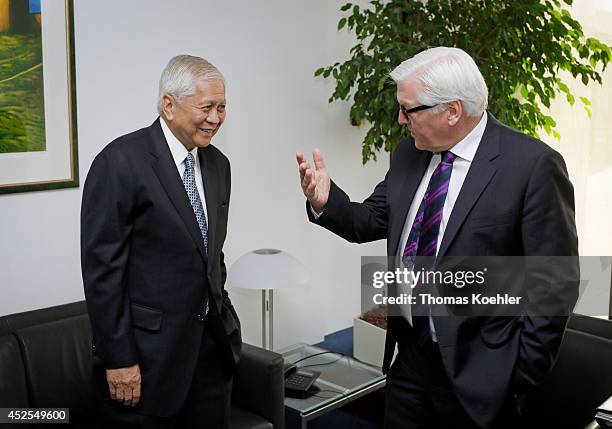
[0,301,284,429]
[523,314,612,428]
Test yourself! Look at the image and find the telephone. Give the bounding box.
[284,363,320,397]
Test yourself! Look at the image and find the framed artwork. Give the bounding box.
[0,0,77,194]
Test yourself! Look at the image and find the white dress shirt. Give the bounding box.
[398,113,488,340]
[160,118,208,220]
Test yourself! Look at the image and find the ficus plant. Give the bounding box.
[316,0,612,163]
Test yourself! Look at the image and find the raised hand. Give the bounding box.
[296,149,331,213]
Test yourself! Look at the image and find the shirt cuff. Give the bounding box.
[309,204,323,219]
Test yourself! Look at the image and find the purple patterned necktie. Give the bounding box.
[402,150,458,346]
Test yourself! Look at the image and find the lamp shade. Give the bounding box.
[227,249,309,290]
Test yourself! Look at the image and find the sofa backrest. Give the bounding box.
[523,314,612,427]
[13,314,98,417]
[0,301,87,336]
[0,334,29,407]
[0,303,98,422]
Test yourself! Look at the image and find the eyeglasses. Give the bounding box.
[400,104,437,119]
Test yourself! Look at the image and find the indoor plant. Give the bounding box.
[316,0,612,163]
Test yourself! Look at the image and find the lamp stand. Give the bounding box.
[261,289,274,350]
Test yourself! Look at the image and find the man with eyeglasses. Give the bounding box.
[296,47,578,428]
[82,54,241,428]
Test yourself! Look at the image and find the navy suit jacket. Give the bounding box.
[308,113,579,428]
[81,118,241,417]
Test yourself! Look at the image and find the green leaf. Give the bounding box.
[314,68,324,77]
[338,17,347,31]
[566,93,575,105]
[340,3,352,12]
[579,96,591,106]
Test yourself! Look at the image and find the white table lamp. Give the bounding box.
[228,249,309,350]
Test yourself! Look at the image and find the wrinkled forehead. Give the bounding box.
[191,80,226,102]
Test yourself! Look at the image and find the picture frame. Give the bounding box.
[0,0,77,195]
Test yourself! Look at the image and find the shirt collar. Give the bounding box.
[160,117,198,168]
[447,112,487,162]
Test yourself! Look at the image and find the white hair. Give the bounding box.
[157,54,225,113]
[390,47,488,117]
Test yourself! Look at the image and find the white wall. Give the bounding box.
[0,0,388,349]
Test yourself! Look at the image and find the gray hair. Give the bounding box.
[157,54,225,113]
[390,47,488,117]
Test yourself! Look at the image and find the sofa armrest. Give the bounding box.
[232,343,284,429]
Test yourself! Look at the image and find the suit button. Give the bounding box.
[197,314,205,322]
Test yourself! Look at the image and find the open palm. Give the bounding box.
[296,149,330,213]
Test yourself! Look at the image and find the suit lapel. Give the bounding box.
[437,113,501,257]
[148,118,207,261]
[388,144,432,256]
[198,146,219,271]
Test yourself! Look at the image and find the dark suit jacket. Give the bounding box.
[81,118,241,417]
[308,113,579,428]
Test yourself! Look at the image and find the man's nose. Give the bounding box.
[207,109,221,124]
[398,109,409,125]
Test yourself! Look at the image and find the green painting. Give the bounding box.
[0,0,45,153]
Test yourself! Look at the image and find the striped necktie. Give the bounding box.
[402,150,457,346]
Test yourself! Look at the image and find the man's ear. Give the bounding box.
[447,100,462,126]
[161,95,175,121]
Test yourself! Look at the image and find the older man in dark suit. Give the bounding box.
[81,54,241,428]
[297,47,579,428]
